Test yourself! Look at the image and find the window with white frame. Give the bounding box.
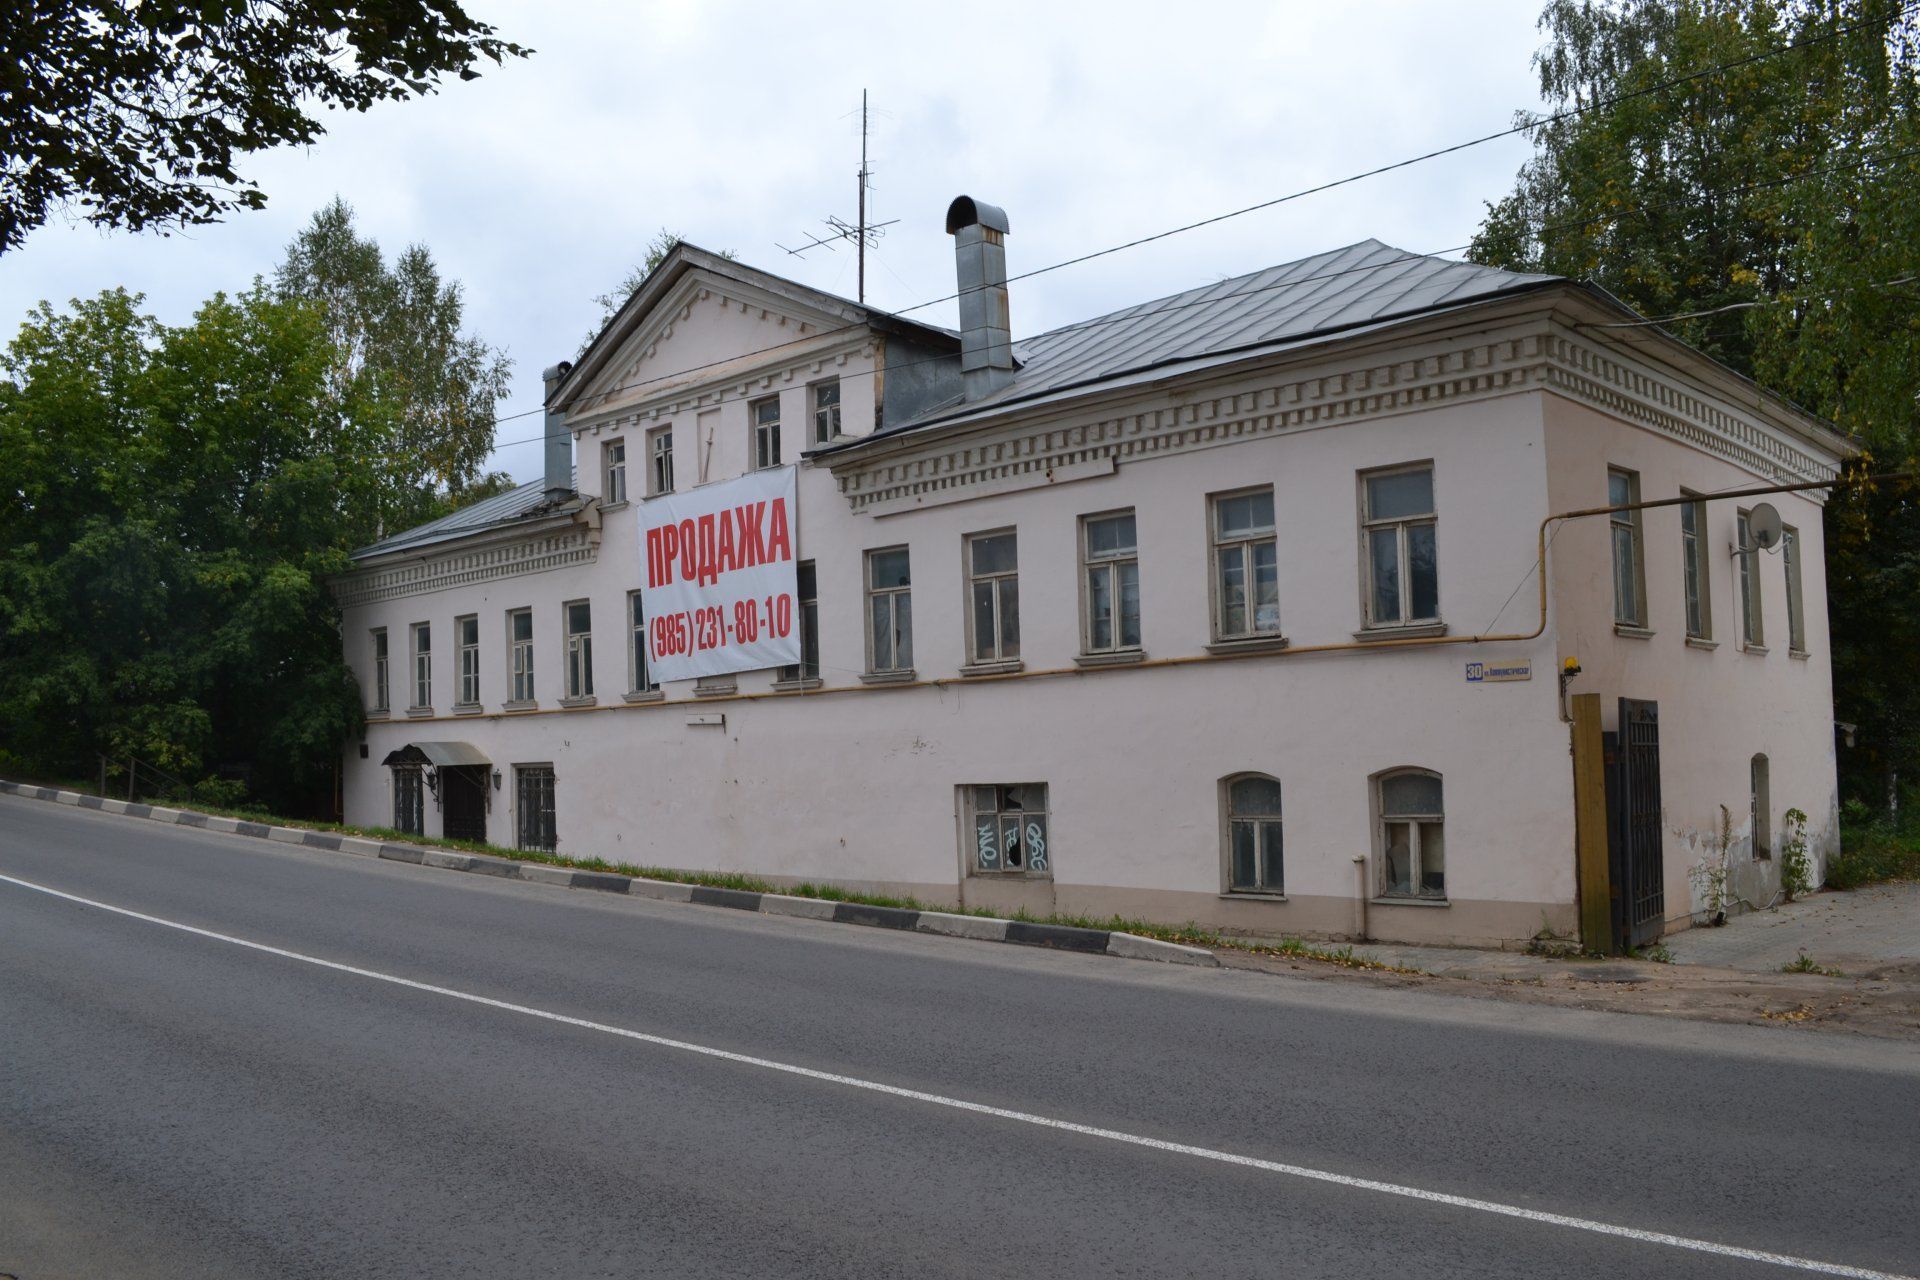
[752,396,781,470]
[968,784,1050,876]
[603,438,627,505]
[1737,509,1765,648]
[965,531,1020,664]
[1609,468,1645,627]
[371,628,389,712]
[1377,770,1445,899]
[1225,775,1283,894]
[1081,511,1141,653]
[1210,489,1279,640]
[1680,491,1712,641]
[1751,753,1772,859]
[564,600,593,700]
[812,379,841,445]
[1361,465,1438,628]
[456,614,480,707]
[627,590,656,694]
[409,622,431,709]
[777,562,819,682]
[866,547,913,673]
[1783,524,1805,653]
[508,608,535,703]
[649,426,674,495]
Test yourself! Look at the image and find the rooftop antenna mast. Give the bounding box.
[776,89,896,302]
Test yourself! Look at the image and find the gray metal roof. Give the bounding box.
[382,742,490,768]
[860,240,1561,437]
[350,470,576,561]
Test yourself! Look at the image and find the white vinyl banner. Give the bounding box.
[636,466,801,683]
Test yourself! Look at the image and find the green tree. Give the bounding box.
[0,1,527,252]
[583,230,734,351]
[1472,0,1920,811]
[0,286,364,811]
[276,197,513,542]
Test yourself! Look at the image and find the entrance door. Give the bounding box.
[441,765,489,844]
[1604,698,1665,951]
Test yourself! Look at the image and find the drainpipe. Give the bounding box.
[1353,856,1369,942]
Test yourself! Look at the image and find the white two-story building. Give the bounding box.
[332,197,1852,949]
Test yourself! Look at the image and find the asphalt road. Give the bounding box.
[2,794,1916,1280]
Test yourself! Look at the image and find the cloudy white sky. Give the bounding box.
[2,0,1555,483]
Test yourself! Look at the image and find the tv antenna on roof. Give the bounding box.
[776,89,897,303]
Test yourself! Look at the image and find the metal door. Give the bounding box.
[1604,698,1665,951]
[442,765,489,844]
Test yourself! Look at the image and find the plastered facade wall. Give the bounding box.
[1541,392,1840,928]
[342,384,1579,947]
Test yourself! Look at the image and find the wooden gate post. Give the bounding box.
[1570,692,1613,955]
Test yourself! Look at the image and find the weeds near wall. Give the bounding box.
[1688,804,1734,926]
[1779,808,1814,902]
[1829,800,1920,889]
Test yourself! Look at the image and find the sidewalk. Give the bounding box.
[1216,888,1920,1040]
[1663,882,1920,977]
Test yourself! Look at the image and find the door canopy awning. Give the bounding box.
[381,742,491,769]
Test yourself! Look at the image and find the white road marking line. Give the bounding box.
[1,870,1908,1280]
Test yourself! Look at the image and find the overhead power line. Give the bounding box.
[476,141,1920,455]
[479,8,1913,451]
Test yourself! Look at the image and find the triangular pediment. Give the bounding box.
[552,243,954,422]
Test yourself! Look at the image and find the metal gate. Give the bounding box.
[1604,698,1665,951]
[441,765,489,844]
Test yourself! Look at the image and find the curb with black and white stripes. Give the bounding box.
[0,781,1218,968]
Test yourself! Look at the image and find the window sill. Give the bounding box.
[600,499,629,513]
[558,696,598,709]
[405,707,435,719]
[622,689,665,703]
[859,668,917,685]
[1741,644,1770,657]
[1613,624,1656,640]
[1074,649,1146,668]
[1685,636,1719,651]
[1353,621,1448,641]
[501,699,538,712]
[693,682,738,698]
[959,659,1025,677]
[366,708,390,720]
[453,703,484,716]
[770,677,824,692]
[1371,895,1450,908]
[1220,891,1287,902]
[1789,648,1810,661]
[966,872,1053,882]
[1205,635,1289,657]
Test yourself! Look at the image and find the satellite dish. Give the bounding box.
[1749,502,1784,551]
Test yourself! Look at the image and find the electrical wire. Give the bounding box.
[479,142,1920,456]
[474,9,1912,451]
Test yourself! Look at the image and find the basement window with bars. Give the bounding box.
[516,764,557,852]
[968,784,1050,877]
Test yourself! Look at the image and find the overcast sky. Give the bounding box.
[1,0,1554,483]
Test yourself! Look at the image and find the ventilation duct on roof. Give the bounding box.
[946,196,1014,401]
[541,361,574,499]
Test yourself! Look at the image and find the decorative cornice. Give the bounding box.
[827,325,1839,517]
[332,525,600,608]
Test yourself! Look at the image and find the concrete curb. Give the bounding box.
[0,779,1220,970]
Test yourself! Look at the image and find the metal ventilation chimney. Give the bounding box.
[540,361,574,499]
[946,196,1014,400]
